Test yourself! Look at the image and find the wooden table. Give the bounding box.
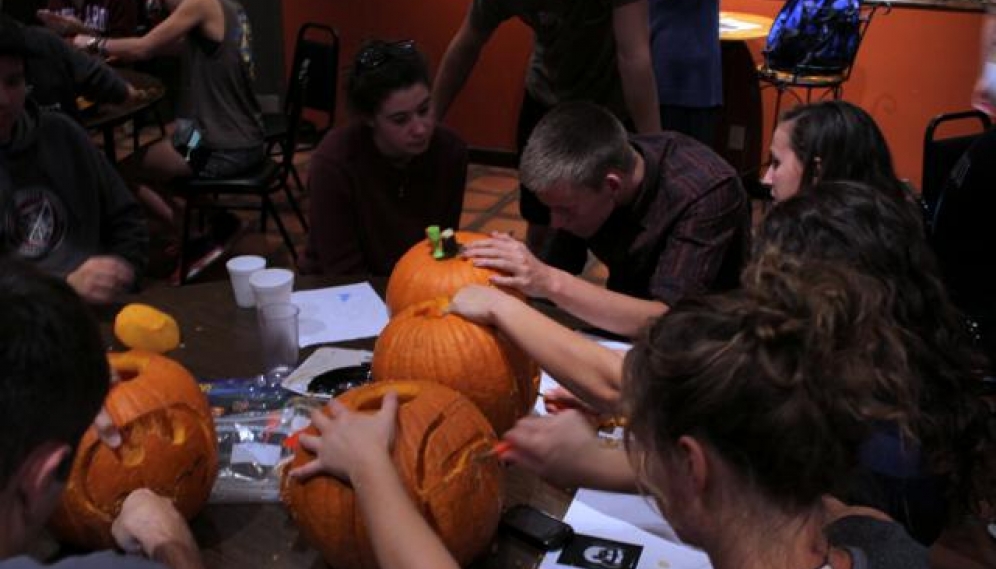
[715,12,774,181]
[719,11,774,42]
[94,277,574,568]
[81,69,165,163]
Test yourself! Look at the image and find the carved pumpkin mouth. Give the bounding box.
[49,351,217,549]
[282,381,504,569]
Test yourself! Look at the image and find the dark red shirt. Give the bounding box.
[300,123,468,277]
[584,132,749,305]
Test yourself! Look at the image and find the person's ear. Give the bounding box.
[675,435,709,495]
[811,156,823,183]
[15,443,71,526]
[603,171,624,199]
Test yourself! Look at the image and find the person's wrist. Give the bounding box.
[82,35,99,54]
[539,266,562,299]
[348,447,394,485]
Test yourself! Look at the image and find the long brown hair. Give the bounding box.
[623,255,917,513]
[756,180,993,517]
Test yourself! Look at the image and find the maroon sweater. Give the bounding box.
[300,123,468,277]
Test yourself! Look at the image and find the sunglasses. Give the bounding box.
[355,39,417,74]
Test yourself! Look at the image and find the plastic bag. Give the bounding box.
[209,401,317,503]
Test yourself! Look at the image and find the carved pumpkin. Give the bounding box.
[281,381,503,569]
[48,350,218,548]
[114,303,181,353]
[372,297,539,434]
[386,230,517,315]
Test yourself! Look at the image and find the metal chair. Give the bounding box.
[173,61,314,284]
[757,3,886,134]
[926,121,996,371]
[263,23,340,192]
[921,109,991,226]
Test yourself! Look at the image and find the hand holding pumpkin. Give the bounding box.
[92,367,122,448]
[291,391,400,483]
[110,489,198,559]
[448,284,517,324]
[462,232,555,299]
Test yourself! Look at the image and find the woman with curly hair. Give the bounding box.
[755,180,992,544]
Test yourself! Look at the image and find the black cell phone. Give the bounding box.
[500,504,574,550]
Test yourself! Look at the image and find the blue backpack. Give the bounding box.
[764,0,861,75]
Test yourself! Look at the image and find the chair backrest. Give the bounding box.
[283,23,340,132]
[927,128,996,368]
[921,110,992,220]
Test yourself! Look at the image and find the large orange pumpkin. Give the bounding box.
[281,381,503,569]
[386,230,516,315]
[48,350,218,548]
[372,297,539,434]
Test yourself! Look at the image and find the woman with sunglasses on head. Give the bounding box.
[763,100,909,203]
[288,257,932,569]
[299,39,468,277]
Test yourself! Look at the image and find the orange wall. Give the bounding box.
[724,0,983,187]
[281,0,530,149]
[282,0,985,187]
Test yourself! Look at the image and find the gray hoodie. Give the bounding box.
[0,102,147,279]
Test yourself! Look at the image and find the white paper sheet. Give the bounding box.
[291,282,389,347]
[540,493,712,569]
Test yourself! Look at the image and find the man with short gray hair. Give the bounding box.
[463,102,748,338]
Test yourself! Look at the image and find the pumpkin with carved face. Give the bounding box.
[372,297,539,434]
[386,230,517,315]
[281,381,503,569]
[48,350,218,548]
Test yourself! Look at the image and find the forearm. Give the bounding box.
[613,0,660,133]
[102,36,157,62]
[618,55,660,133]
[981,14,996,74]
[353,454,459,569]
[581,446,639,492]
[432,33,484,119]
[490,296,624,412]
[150,540,205,569]
[543,270,667,338]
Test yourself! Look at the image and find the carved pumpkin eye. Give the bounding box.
[281,381,503,569]
[48,350,218,549]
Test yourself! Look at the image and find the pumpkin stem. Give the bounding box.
[426,225,444,260]
[440,228,461,259]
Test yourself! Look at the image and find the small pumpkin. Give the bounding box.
[114,303,180,353]
[372,297,539,434]
[386,230,516,315]
[281,381,503,569]
[48,350,217,549]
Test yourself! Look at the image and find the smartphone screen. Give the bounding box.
[500,504,575,550]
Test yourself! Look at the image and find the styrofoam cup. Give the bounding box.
[250,268,295,308]
[226,255,266,308]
